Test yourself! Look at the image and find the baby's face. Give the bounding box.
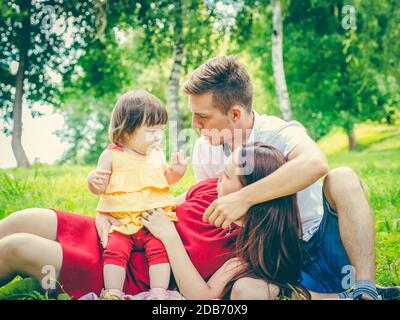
[125,124,165,155]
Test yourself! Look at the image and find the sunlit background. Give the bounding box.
[0,105,67,168]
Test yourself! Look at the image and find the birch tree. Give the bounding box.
[271,0,292,121]
[0,0,98,166]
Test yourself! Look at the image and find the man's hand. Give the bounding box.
[88,169,111,194]
[95,213,122,248]
[203,190,251,229]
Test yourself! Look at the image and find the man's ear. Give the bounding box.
[229,105,242,122]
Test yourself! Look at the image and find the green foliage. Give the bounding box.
[55,1,228,165]
[0,276,43,300]
[0,276,72,300]
[56,31,173,164]
[57,293,72,300]
[0,162,194,219]
[134,0,222,68]
[0,164,99,217]
[326,126,400,286]
[0,0,100,135]
[230,0,400,142]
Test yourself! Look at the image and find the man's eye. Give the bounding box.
[196,114,207,119]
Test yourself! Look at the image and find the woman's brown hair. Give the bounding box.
[221,142,310,300]
[108,89,168,145]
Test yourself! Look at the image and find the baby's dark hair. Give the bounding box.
[108,90,168,145]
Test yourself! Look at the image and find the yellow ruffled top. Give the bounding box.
[96,147,177,235]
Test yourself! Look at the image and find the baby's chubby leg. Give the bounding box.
[149,263,171,289]
[141,229,173,298]
[102,231,134,298]
[103,265,126,296]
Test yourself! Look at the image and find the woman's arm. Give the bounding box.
[141,209,244,299]
[164,232,243,299]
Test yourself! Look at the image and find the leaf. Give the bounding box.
[57,293,71,300]
[0,277,43,300]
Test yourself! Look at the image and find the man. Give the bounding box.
[182,55,384,300]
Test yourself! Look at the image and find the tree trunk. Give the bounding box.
[346,125,357,151]
[167,1,184,152]
[12,0,31,167]
[385,111,393,125]
[271,0,293,121]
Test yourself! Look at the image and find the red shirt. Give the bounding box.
[175,178,240,279]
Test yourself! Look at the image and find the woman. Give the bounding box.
[0,143,327,299]
[141,142,310,299]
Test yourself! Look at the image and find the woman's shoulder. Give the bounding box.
[186,178,219,200]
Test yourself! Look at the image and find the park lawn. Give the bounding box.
[0,122,399,299]
[319,124,400,286]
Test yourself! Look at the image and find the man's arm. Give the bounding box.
[203,139,329,228]
[241,139,329,206]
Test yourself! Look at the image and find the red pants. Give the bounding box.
[103,228,169,268]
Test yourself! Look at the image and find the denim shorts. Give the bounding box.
[300,192,351,293]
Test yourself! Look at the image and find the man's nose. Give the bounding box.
[191,117,201,129]
[216,169,223,180]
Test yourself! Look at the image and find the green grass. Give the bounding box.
[0,122,399,299]
[322,123,400,286]
[0,164,194,219]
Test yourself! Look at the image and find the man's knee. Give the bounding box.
[324,167,363,194]
[326,166,359,183]
[230,277,275,300]
[324,167,369,215]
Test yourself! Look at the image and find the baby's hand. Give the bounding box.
[88,169,111,193]
[170,150,189,176]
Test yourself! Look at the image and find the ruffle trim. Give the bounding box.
[107,206,178,235]
[105,169,169,193]
[97,189,176,213]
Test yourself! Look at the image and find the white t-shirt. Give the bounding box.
[191,111,324,241]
